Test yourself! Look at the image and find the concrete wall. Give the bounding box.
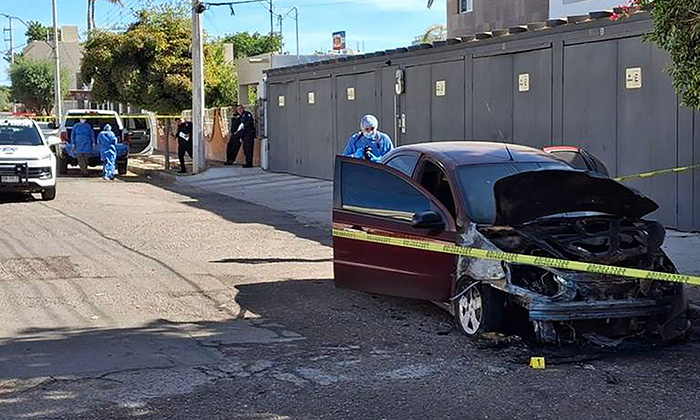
[549,0,624,19]
[447,0,549,38]
[266,13,700,231]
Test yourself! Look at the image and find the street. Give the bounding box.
[0,173,699,419]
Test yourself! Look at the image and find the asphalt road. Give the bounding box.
[1,172,699,420]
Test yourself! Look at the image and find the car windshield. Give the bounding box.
[455,161,572,224]
[0,125,43,146]
[66,117,119,130]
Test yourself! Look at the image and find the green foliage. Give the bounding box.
[220,32,282,59]
[417,24,447,44]
[0,86,10,112]
[81,5,238,114]
[25,21,58,43]
[633,0,700,107]
[9,56,69,114]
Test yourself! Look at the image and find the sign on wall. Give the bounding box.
[626,67,642,89]
[278,95,285,107]
[518,73,530,92]
[347,87,355,101]
[435,80,446,97]
[308,91,316,104]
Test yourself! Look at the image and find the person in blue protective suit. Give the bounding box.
[342,114,394,162]
[97,124,118,180]
[70,118,96,176]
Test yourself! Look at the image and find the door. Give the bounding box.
[333,156,457,302]
[124,117,152,155]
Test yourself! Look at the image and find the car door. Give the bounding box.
[125,117,151,154]
[333,156,457,302]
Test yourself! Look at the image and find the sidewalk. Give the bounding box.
[128,153,332,227]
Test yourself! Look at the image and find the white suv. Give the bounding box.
[0,118,59,201]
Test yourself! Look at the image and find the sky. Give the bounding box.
[0,0,447,85]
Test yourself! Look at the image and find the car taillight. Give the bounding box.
[60,131,67,142]
[124,133,131,145]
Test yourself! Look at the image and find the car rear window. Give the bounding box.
[66,117,119,130]
[0,125,42,146]
[456,162,571,224]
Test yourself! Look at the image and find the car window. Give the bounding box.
[417,160,456,220]
[0,125,43,146]
[385,153,420,177]
[455,162,571,224]
[549,150,588,171]
[126,118,148,130]
[589,154,610,176]
[341,161,433,222]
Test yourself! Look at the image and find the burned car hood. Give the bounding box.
[493,170,658,225]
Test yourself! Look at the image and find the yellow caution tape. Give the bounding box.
[21,114,182,120]
[529,357,546,369]
[332,229,700,286]
[615,163,700,182]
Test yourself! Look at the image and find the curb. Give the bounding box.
[127,162,178,184]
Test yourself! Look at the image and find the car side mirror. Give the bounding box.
[47,136,61,146]
[47,122,56,129]
[412,210,445,230]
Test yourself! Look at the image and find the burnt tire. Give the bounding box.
[453,281,505,337]
[117,159,128,175]
[57,155,68,175]
[41,186,56,201]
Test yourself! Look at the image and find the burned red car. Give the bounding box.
[333,142,689,344]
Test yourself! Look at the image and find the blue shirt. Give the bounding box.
[342,131,394,162]
[70,122,96,154]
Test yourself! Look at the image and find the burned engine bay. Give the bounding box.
[477,215,690,344]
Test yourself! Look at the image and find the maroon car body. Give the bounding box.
[333,142,689,343]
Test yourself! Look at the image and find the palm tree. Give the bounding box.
[87,0,123,33]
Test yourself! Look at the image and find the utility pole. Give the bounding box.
[51,0,62,123]
[5,16,16,113]
[269,0,273,45]
[278,13,283,53]
[192,1,205,174]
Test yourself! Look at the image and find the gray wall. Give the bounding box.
[267,14,700,231]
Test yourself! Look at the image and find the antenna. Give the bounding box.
[483,101,507,143]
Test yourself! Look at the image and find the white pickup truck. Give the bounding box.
[0,118,59,201]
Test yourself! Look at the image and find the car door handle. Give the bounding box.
[348,226,365,232]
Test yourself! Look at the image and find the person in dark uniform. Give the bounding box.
[225,105,256,167]
[174,118,193,174]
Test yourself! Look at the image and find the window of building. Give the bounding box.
[459,0,473,13]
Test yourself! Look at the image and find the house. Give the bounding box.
[23,25,90,110]
[447,0,626,38]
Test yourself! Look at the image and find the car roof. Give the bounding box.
[389,141,562,169]
[0,118,37,127]
[66,109,118,115]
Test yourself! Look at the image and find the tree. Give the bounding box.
[614,0,700,107]
[220,32,282,59]
[25,21,59,43]
[9,56,69,114]
[87,0,123,33]
[81,4,237,114]
[415,24,447,44]
[0,86,10,112]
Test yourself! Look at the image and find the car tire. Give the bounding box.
[453,281,505,337]
[117,159,128,175]
[41,186,56,201]
[58,155,68,175]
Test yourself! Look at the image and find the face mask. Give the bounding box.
[363,130,376,139]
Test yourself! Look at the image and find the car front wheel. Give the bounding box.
[41,186,56,201]
[453,281,504,337]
